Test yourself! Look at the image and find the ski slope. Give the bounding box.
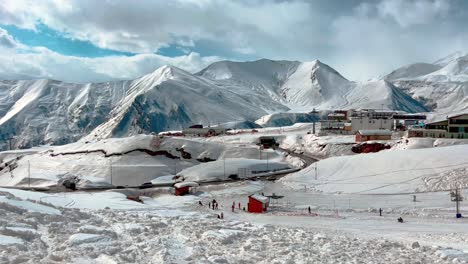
[280,145,468,194]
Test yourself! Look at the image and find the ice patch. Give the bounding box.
[0,196,61,215]
[0,234,23,245]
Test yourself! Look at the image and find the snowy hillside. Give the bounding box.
[280,145,468,194]
[385,63,442,81]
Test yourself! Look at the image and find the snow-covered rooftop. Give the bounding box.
[250,194,269,203]
[174,182,199,188]
[357,130,392,136]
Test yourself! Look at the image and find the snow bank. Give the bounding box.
[53,134,157,155]
[280,145,468,194]
[68,233,112,246]
[392,137,468,151]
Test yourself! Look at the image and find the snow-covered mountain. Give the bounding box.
[385,52,468,114]
[0,58,433,149]
[197,59,424,111]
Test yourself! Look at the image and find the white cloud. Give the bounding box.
[327,0,467,80]
[0,0,318,54]
[0,28,222,82]
[0,27,18,48]
[0,0,467,81]
[376,0,450,27]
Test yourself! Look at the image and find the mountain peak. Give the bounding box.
[433,51,468,66]
[135,64,194,85]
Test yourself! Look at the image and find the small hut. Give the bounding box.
[248,194,270,213]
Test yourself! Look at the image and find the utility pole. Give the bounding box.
[27,160,31,188]
[310,108,319,135]
[109,160,113,185]
[8,136,15,150]
[380,104,384,129]
[451,188,463,218]
[314,163,318,180]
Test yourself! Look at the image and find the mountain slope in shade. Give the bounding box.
[0,78,128,147]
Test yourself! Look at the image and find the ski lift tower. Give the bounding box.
[451,188,463,218]
[310,108,319,135]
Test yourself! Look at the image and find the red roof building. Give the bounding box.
[174,182,199,196]
[248,194,269,213]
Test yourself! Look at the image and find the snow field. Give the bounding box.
[0,190,461,264]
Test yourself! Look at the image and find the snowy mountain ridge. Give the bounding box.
[2,53,466,148]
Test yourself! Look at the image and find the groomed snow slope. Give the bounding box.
[280,145,468,194]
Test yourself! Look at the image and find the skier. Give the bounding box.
[308,206,311,214]
[231,204,235,212]
[198,201,203,206]
[221,212,224,219]
[215,202,218,210]
[208,202,211,208]
[379,208,382,216]
[238,202,241,209]
[397,217,404,223]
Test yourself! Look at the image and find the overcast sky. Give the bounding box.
[0,0,467,83]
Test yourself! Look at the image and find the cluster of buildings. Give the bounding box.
[320,109,468,142]
[181,125,227,137]
[319,109,426,135]
[407,114,468,139]
[177,109,468,142]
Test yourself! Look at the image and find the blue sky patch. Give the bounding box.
[1,23,135,57]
